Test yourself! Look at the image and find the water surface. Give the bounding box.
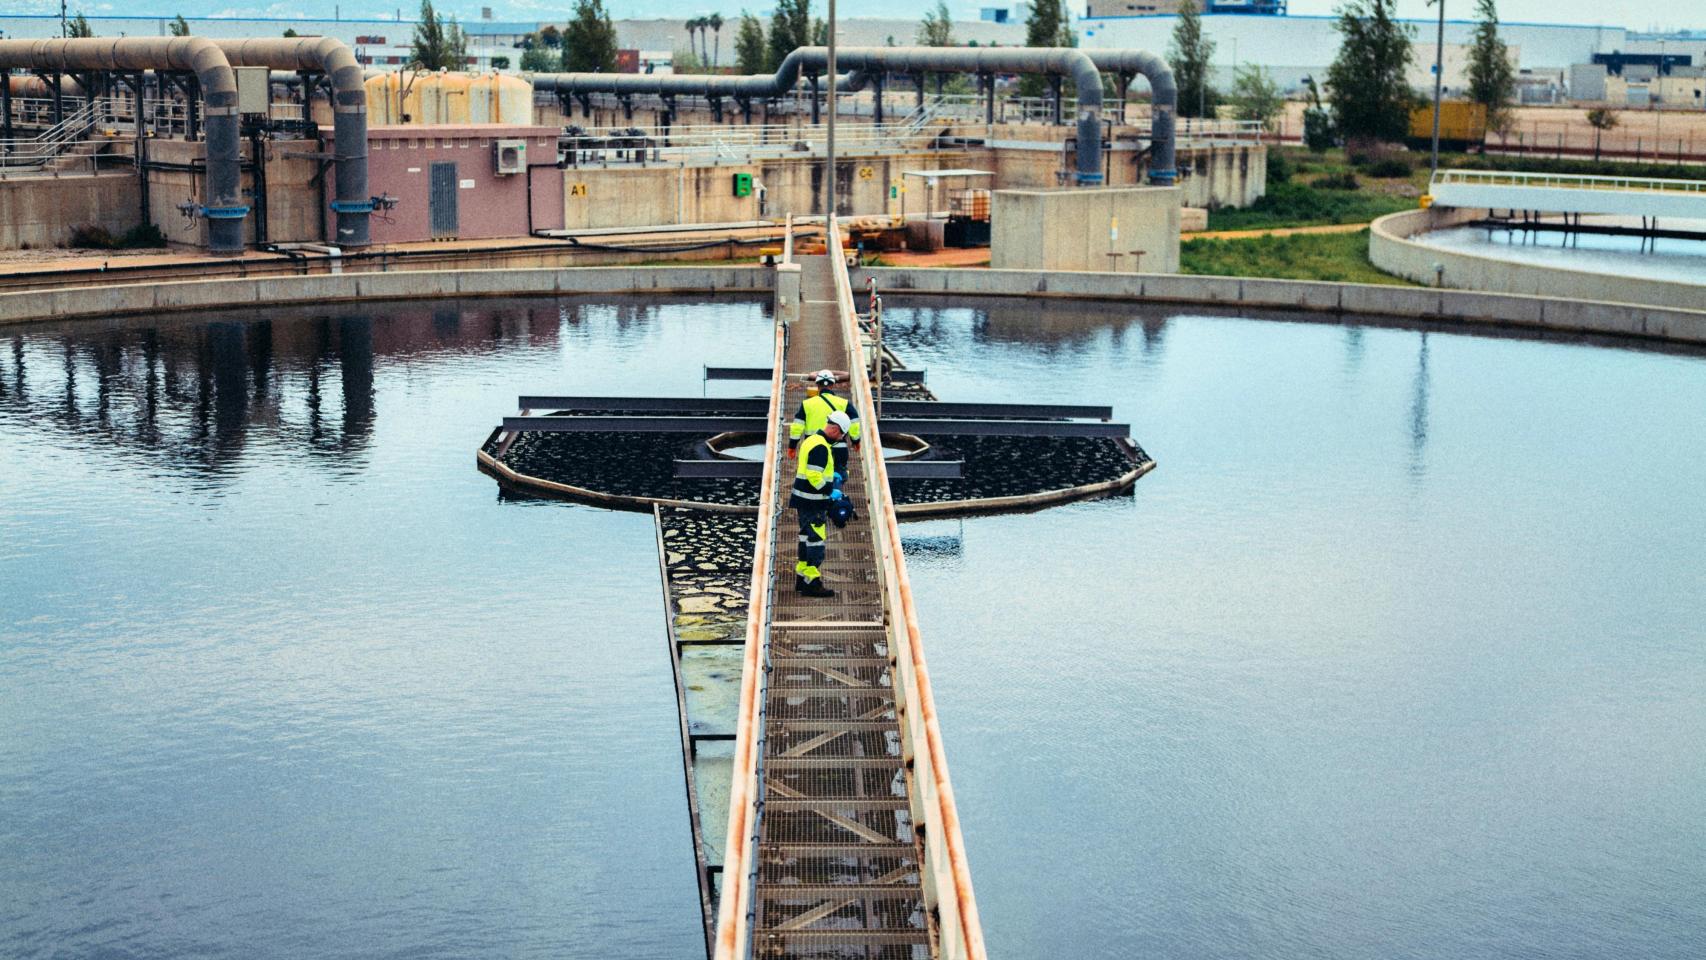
[4,294,1705,960]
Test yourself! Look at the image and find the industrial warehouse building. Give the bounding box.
[2,11,1700,98]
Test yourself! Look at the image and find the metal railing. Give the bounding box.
[711,247,789,960]
[829,217,987,960]
[561,117,948,166]
[1430,167,1706,196]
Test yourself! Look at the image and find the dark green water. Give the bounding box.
[3,295,1703,959]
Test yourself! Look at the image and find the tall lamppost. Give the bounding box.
[1428,0,1446,178]
[826,0,837,222]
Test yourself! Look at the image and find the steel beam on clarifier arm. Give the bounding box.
[675,459,963,479]
[503,415,768,433]
[880,400,1114,420]
[519,395,771,414]
[897,418,1130,438]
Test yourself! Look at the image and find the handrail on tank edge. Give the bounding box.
[827,216,988,960]
[711,230,789,960]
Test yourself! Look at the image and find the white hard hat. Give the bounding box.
[814,369,837,386]
[826,411,852,434]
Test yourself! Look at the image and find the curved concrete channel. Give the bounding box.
[3,262,1701,345]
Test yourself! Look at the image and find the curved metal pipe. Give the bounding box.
[0,37,246,252]
[1086,50,1177,185]
[216,38,370,247]
[535,45,1114,185]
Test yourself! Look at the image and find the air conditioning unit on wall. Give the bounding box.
[494,139,526,176]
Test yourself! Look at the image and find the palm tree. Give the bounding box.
[684,17,701,64]
[707,13,725,68]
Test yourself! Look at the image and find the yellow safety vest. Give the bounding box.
[792,433,834,501]
[790,391,862,444]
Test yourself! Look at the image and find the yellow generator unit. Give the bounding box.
[1407,101,1488,151]
[365,71,534,126]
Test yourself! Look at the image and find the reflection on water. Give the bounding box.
[884,298,1706,960]
[1417,222,1706,284]
[0,295,773,960]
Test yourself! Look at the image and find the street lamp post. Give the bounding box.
[1428,0,1446,178]
[826,0,837,222]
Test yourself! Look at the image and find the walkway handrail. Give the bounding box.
[711,272,788,960]
[827,216,988,960]
[1431,168,1706,194]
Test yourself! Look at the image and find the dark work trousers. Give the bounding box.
[795,505,828,583]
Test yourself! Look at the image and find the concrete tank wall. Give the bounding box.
[991,186,1181,273]
[1370,206,1706,312]
[0,173,139,249]
[560,155,967,228]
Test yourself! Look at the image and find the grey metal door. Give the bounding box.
[429,162,459,238]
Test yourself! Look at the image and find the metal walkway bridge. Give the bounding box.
[1429,169,1706,221]
[713,221,985,960]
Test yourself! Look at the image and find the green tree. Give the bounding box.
[66,13,94,38]
[539,24,562,48]
[917,0,953,46]
[673,48,708,74]
[1021,0,1065,98]
[283,27,298,37]
[735,12,767,75]
[767,0,811,71]
[564,0,619,73]
[1169,0,1218,119]
[1466,0,1515,133]
[707,13,724,67]
[490,55,510,70]
[1228,63,1282,129]
[1585,107,1618,161]
[411,0,469,71]
[811,18,827,45]
[169,14,190,37]
[1326,0,1415,143]
[520,46,558,72]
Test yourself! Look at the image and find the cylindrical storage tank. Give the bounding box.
[364,71,406,124]
[466,72,533,124]
[421,72,473,125]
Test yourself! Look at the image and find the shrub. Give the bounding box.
[1363,156,1412,178]
[67,222,165,250]
[1315,170,1361,190]
[1266,150,1295,184]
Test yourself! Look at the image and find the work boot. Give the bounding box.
[799,578,836,599]
[794,574,808,593]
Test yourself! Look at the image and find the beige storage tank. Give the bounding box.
[364,71,533,126]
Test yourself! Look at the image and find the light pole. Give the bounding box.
[1428,0,1446,178]
[826,0,837,223]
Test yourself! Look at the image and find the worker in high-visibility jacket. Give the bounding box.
[788,369,862,474]
[790,410,852,597]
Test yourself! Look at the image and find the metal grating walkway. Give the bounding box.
[751,254,933,959]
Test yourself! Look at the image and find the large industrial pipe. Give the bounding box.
[0,37,247,253]
[534,45,1129,186]
[216,38,370,247]
[1086,50,1178,186]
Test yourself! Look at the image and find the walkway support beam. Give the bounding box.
[215,38,370,247]
[0,37,246,253]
